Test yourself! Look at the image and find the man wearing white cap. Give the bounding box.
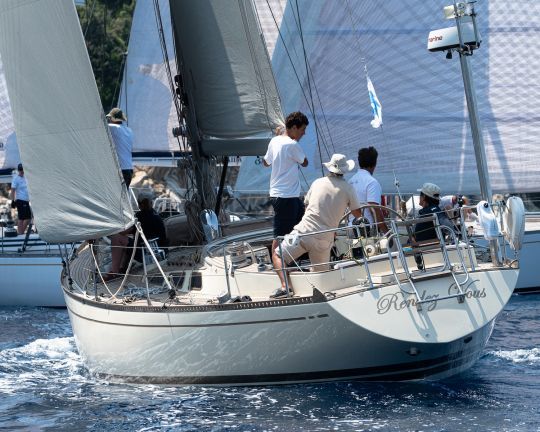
[271,154,363,298]
[414,182,454,242]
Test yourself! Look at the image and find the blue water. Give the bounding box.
[0,296,538,432]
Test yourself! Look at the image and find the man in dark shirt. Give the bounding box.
[414,183,454,242]
[413,183,455,270]
[131,197,167,262]
[104,196,167,281]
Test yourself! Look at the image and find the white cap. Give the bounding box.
[418,182,441,199]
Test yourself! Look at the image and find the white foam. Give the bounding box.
[0,337,86,394]
[491,347,540,364]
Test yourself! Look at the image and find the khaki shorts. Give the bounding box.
[278,231,333,272]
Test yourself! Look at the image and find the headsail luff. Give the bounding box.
[0,0,135,243]
[169,0,284,157]
[237,0,540,196]
[119,0,180,158]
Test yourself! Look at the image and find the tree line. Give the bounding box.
[77,0,135,111]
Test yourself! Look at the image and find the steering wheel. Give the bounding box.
[339,204,405,237]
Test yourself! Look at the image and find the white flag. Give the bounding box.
[367,76,382,128]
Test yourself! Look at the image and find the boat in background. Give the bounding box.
[0,231,66,307]
[0,55,68,307]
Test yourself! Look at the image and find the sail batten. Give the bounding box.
[0,0,134,243]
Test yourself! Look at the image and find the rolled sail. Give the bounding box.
[169,0,284,156]
[0,0,134,243]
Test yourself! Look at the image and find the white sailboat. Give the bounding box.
[239,0,540,293]
[0,0,522,384]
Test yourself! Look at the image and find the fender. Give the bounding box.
[502,196,525,251]
[476,201,500,240]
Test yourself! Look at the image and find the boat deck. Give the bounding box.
[65,239,498,310]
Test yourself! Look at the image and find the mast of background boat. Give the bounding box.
[447,1,501,265]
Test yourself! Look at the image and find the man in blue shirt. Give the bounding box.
[9,163,32,234]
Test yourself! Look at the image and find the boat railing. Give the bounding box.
[387,216,470,310]
[275,224,369,296]
[271,213,474,306]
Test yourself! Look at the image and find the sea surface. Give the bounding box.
[0,295,538,432]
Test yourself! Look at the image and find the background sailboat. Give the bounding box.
[0,54,67,307]
[0,0,135,306]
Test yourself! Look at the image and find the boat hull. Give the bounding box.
[514,228,540,293]
[0,255,64,307]
[63,268,516,384]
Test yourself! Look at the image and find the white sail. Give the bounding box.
[237,0,540,195]
[0,55,18,170]
[169,0,284,156]
[0,0,134,243]
[119,0,180,159]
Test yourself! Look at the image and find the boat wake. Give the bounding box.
[0,337,87,393]
[489,348,540,365]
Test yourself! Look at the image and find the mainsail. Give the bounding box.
[169,0,284,156]
[237,0,540,196]
[119,0,180,161]
[0,0,134,243]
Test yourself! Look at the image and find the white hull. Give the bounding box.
[0,255,64,306]
[514,227,540,293]
[63,267,516,384]
[0,234,64,307]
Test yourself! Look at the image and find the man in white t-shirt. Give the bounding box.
[263,111,309,252]
[9,163,32,234]
[107,108,133,187]
[271,154,363,298]
[348,146,387,233]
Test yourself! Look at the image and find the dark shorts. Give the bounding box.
[122,169,133,187]
[270,197,305,237]
[16,200,32,220]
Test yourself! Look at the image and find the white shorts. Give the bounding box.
[279,231,333,272]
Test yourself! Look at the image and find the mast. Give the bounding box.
[452,2,492,202]
[431,1,500,264]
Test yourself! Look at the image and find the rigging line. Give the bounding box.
[111,51,127,112]
[304,59,335,156]
[263,1,318,125]
[153,0,188,153]
[294,0,324,175]
[262,0,330,179]
[82,0,97,38]
[286,4,335,157]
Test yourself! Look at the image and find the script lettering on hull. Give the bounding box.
[376,279,484,314]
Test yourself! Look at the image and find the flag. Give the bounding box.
[367,76,382,128]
